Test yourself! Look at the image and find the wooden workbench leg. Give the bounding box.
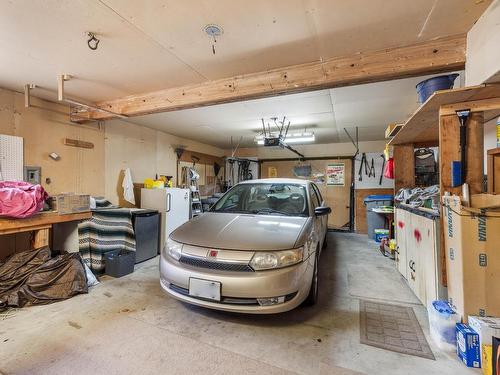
[32,228,50,248]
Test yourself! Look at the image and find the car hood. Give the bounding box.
[171,212,309,251]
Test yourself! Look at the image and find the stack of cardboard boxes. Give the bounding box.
[442,194,500,373]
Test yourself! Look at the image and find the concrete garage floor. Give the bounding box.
[0,233,476,375]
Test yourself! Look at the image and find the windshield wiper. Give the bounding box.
[250,208,291,216]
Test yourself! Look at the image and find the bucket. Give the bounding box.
[416,74,459,104]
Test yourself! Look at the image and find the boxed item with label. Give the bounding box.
[49,193,90,214]
[456,323,481,368]
[442,195,500,320]
[469,316,500,374]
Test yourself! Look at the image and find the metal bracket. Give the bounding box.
[57,74,128,119]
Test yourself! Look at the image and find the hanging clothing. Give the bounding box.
[122,168,135,205]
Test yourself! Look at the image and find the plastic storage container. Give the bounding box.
[104,250,136,278]
[374,229,389,242]
[428,300,460,351]
[364,195,393,240]
[416,74,459,103]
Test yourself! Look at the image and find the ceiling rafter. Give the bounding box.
[72,34,466,122]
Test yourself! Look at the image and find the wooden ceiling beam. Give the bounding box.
[72,34,466,122]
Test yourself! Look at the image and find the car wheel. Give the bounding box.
[303,250,319,306]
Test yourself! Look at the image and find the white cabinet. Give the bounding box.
[395,205,446,306]
[395,208,408,279]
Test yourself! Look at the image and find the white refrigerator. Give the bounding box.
[141,188,191,250]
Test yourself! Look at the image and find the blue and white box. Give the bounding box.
[456,323,481,368]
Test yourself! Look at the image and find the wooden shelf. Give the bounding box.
[0,211,91,235]
[389,84,500,145]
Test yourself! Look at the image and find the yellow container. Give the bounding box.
[152,180,165,189]
[482,344,492,375]
[143,178,154,189]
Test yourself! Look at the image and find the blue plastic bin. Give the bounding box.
[416,74,459,103]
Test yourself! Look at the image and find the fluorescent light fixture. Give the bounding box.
[254,132,315,145]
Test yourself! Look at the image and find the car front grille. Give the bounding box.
[168,283,298,306]
[179,255,254,272]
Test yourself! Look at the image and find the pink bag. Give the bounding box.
[384,158,395,179]
[0,181,48,218]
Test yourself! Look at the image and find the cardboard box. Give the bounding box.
[469,316,500,374]
[442,195,500,320]
[457,323,481,368]
[49,194,90,215]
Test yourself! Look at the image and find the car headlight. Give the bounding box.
[165,238,182,260]
[250,248,303,270]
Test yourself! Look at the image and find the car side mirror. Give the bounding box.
[314,206,331,216]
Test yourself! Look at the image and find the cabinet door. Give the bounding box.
[406,213,422,301]
[395,208,408,279]
[420,217,439,306]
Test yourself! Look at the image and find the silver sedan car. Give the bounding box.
[159,178,331,314]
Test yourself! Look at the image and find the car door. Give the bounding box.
[309,183,325,252]
[311,183,327,239]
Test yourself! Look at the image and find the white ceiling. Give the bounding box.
[0,0,490,102]
[130,72,464,148]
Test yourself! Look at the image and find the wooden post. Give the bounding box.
[32,227,50,248]
[393,144,415,192]
[439,112,484,195]
[438,111,485,287]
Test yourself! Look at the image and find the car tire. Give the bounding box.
[303,250,319,306]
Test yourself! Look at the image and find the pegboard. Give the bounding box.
[354,152,394,189]
[0,135,24,181]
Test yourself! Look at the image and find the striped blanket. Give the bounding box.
[78,207,136,274]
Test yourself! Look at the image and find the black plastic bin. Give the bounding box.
[104,250,136,278]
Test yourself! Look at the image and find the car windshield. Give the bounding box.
[211,183,308,216]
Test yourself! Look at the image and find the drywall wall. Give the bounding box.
[0,87,225,206]
[484,117,499,173]
[228,140,386,160]
[104,119,225,205]
[466,0,500,85]
[0,87,105,196]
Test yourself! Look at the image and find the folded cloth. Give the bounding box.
[0,181,48,218]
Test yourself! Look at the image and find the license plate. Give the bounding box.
[189,278,221,301]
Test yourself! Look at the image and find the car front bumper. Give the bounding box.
[159,253,313,314]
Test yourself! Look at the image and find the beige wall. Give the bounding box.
[0,87,105,196]
[104,119,225,205]
[0,87,224,206]
[466,0,500,85]
[227,140,386,160]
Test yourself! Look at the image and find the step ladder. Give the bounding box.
[181,166,203,218]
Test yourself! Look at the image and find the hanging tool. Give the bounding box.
[358,153,367,181]
[456,109,471,184]
[368,158,375,178]
[379,154,386,185]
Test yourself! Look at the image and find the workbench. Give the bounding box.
[0,211,91,249]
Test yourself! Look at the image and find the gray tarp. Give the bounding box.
[0,247,88,308]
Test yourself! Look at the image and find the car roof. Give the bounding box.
[238,178,310,186]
